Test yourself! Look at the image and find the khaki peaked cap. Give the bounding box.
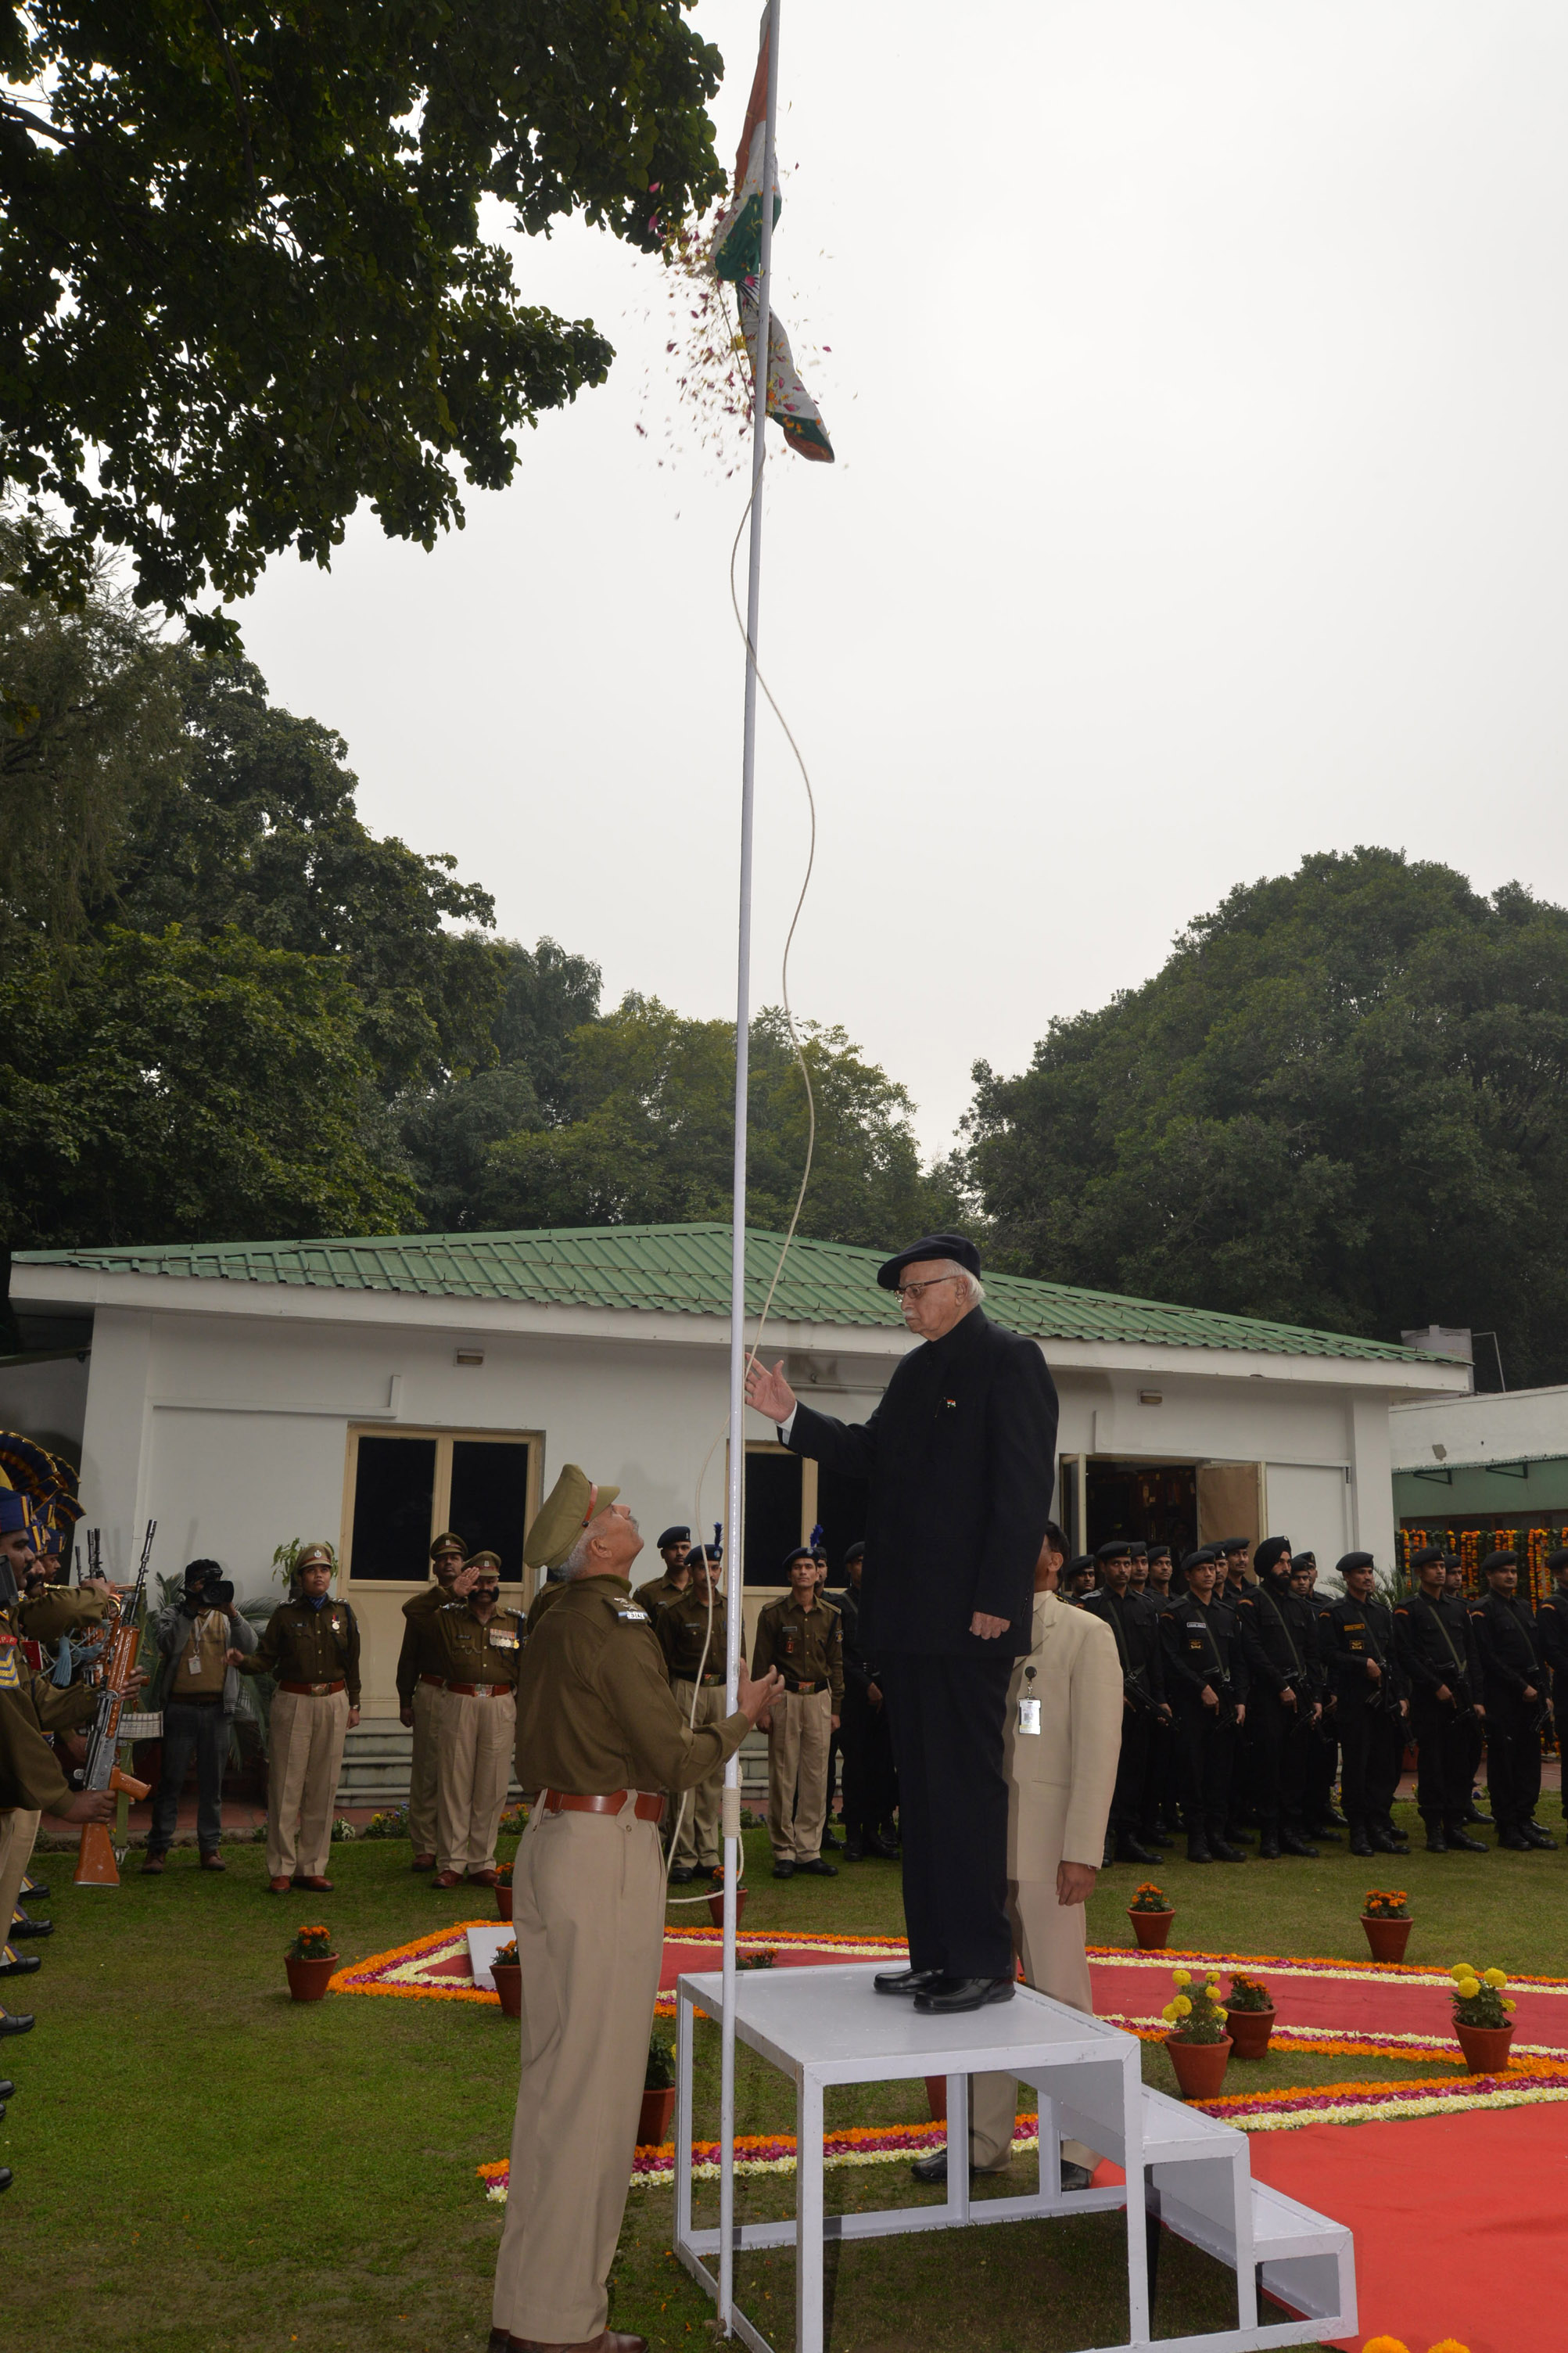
[523,1464,622,1573]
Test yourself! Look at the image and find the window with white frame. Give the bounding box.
[343,1426,541,1586]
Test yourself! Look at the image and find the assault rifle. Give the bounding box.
[73,1520,156,1888]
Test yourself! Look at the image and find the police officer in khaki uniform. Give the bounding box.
[752,1547,843,1880]
[656,1543,729,1883]
[489,1467,780,2353]
[637,1527,693,1615]
[397,1529,468,1870]
[230,1541,360,1893]
[425,1552,523,1886]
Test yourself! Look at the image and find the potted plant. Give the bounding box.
[1161,1968,1233,2100]
[707,1863,747,1930]
[1449,1962,1516,2075]
[1222,1971,1276,2060]
[640,2032,676,2148]
[1361,1888,1412,1966]
[490,1938,522,2019]
[495,1861,514,1923]
[284,1924,338,2003]
[1128,1880,1175,1951]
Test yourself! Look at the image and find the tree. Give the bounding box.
[473,997,966,1248]
[1,3,726,638]
[965,848,1568,1385]
[0,924,412,1247]
[107,650,504,1095]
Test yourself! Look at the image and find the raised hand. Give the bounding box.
[743,1356,797,1426]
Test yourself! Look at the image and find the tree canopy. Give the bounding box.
[964,848,1568,1386]
[1,2,726,638]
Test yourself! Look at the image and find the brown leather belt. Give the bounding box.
[541,1787,665,1824]
[447,1680,512,1697]
[278,1679,346,1697]
[419,1673,446,1690]
[781,1677,826,1695]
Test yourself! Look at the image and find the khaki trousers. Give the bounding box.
[970,1876,1100,2173]
[669,1681,727,1867]
[265,1688,350,1881]
[0,1806,41,1954]
[767,1687,832,1863]
[436,1688,515,1877]
[493,1805,666,2344]
[407,1679,443,1855]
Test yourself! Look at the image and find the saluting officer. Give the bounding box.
[490,1468,779,2353]
[1392,1545,1487,1853]
[752,1547,843,1880]
[1536,1548,1568,1829]
[1157,1548,1250,1863]
[1320,1553,1408,1856]
[1469,1550,1555,1852]
[637,1528,694,1615]
[396,1530,468,1871]
[836,1542,899,1860]
[425,1551,523,1888]
[657,1543,730,1884]
[1234,1537,1322,1859]
[231,1541,360,1894]
[1078,1540,1166,1865]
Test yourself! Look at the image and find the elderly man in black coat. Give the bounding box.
[745,1233,1059,2014]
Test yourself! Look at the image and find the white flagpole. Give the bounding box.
[721,3,782,2332]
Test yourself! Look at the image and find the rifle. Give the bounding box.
[73,1520,156,1888]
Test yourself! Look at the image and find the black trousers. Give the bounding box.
[879,1651,1014,1978]
[1411,1690,1470,1822]
[1337,1701,1404,1827]
[838,1683,899,1837]
[1111,1705,1150,1835]
[1484,1695,1545,1830]
[1246,1694,1313,1827]
[149,1698,228,1855]
[1173,1701,1236,1835]
[1143,1715,1181,1830]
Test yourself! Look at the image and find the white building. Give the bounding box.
[5,1223,1469,1714]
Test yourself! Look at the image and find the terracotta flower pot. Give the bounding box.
[1224,2003,1275,2060]
[638,2085,676,2147]
[496,1884,513,1922]
[492,1962,523,2020]
[708,1888,747,1929]
[1166,2035,1233,2100]
[1455,2021,1513,2076]
[1129,1907,1175,1951]
[284,1952,337,2003]
[1361,1913,1412,1966]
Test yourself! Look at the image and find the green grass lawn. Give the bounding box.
[3,1795,1561,2352]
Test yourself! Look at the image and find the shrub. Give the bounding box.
[1225,1972,1272,2013]
[1128,1881,1171,1913]
[1363,1888,1409,1919]
[1449,1963,1513,2029]
[1161,1967,1229,2046]
[645,2033,676,2090]
[287,1924,333,1961]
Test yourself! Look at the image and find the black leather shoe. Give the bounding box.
[796,1857,838,1877]
[909,2148,1014,2186]
[771,1861,795,1880]
[1279,1830,1320,1858]
[1348,1827,1375,1857]
[870,1834,902,1859]
[874,1967,943,1997]
[1304,1826,1343,1843]
[820,1829,844,1852]
[1320,1806,1350,1829]
[668,1865,697,1884]
[0,2013,34,2036]
[0,1951,40,1978]
[1141,1827,1172,1848]
[1369,1825,1405,1853]
[9,1913,51,1938]
[1115,1835,1161,1865]
[1498,1827,1532,1851]
[1463,1804,1492,1826]
[1521,1822,1558,1850]
[1425,1825,1450,1852]
[1209,1838,1248,1863]
[843,1837,866,1860]
[0,2167,11,2193]
[913,1975,1016,2014]
[1256,1832,1281,1859]
[1060,2159,1095,2191]
[1446,1824,1488,1853]
[19,1881,48,1902]
[0,2080,14,2099]
[488,2329,510,2353]
[1186,1837,1213,1864]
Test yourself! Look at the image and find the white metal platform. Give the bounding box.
[672,1962,1355,2353]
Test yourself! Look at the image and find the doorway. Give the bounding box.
[1085,1460,1199,1555]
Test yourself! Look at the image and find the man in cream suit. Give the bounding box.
[912,1520,1123,2189]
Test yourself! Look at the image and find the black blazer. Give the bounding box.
[784,1306,1058,1658]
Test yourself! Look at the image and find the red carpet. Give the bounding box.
[1086,1951,1568,2050]
[1248,2101,1568,2353]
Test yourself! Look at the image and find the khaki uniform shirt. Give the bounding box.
[435,1600,526,1690]
[0,1684,76,1813]
[14,1586,108,1646]
[514,1574,747,1797]
[396,1579,459,1705]
[752,1596,844,1703]
[526,1578,569,1638]
[657,1589,730,1685]
[638,1572,690,1617]
[240,1597,361,1705]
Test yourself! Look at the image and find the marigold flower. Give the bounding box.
[1359,2337,1411,2353]
[1172,1968,1191,1987]
[1161,2001,1179,2022]
[1455,1980,1480,2003]
[1449,1963,1473,1981]
[1502,1999,1516,2013]
[1483,1967,1506,1988]
[1173,1996,1193,2017]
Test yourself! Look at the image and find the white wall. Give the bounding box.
[1390,1384,1568,1470]
[0,1354,89,1460]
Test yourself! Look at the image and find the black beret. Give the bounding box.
[1146,1544,1172,1563]
[1127,1541,1148,1558]
[1253,1537,1291,1579]
[843,1540,866,1565]
[1292,1552,1316,1569]
[1481,1550,1520,1575]
[1216,1536,1250,1557]
[1067,1554,1096,1575]
[1096,1539,1133,1562]
[1337,1552,1376,1577]
[656,1527,691,1551]
[876,1232,981,1291]
[1548,1549,1568,1575]
[1182,1546,1216,1572]
[783,1545,817,1570]
[687,1543,723,1564]
[1407,1545,1444,1569]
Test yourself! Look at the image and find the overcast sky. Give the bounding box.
[239,2,1568,1157]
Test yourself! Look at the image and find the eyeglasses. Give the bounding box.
[893,1273,964,1302]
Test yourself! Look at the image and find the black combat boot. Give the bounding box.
[1423,1818,1450,1852]
[1444,1821,1487,1854]
[1186,1830,1214,1864]
[1279,1828,1321,1859]
[1347,1823,1375,1858]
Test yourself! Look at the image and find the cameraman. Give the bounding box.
[143,1561,256,1875]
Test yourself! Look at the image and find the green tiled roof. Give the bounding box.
[15,1222,1454,1365]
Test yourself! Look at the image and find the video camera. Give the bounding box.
[183,1561,235,1612]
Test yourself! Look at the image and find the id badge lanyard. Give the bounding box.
[1017,1663,1042,1737]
